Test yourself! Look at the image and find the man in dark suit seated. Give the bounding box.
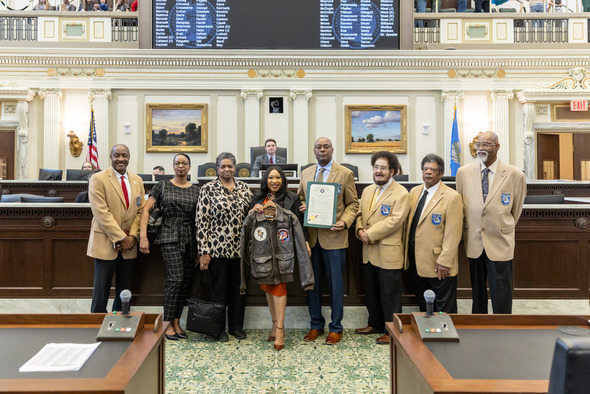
[251,138,286,177]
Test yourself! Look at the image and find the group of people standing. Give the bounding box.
[85,131,525,350]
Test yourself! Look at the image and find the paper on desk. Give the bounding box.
[19,342,101,372]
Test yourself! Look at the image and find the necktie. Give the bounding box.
[409,190,428,244]
[315,168,325,183]
[482,168,489,202]
[370,186,382,211]
[120,175,129,209]
[270,156,274,164]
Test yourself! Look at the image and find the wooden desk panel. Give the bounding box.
[0,313,166,394]
[0,203,589,305]
[387,314,590,394]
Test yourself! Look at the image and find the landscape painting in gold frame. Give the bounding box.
[146,103,208,153]
[345,105,407,154]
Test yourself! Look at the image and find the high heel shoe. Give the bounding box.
[274,327,284,351]
[267,320,277,342]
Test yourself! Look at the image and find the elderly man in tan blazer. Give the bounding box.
[355,151,409,345]
[406,154,463,314]
[456,132,526,314]
[297,137,358,345]
[87,144,145,313]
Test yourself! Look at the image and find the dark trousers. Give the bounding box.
[469,250,513,314]
[161,242,196,322]
[91,253,135,313]
[362,262,402,333]
[474,0,490,12]
[208,257,245,332]
[308,245,345,333]
[408,245,457,313]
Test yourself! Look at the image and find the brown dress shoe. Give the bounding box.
[376,334,389,345]
[355,326,378,335]
[303,329,324,342]
[325,331,342,345]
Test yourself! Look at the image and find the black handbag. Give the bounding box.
[186,271,225,338]
[147,182,165,236]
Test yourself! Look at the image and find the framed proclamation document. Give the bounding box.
[304,182,338,229]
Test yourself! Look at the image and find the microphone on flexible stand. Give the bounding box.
[424,290,435,316]
[120,289,132,315]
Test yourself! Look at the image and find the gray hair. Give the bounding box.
[421,153,445,174]
[216,152,236,168]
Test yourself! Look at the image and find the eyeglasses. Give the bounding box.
[373,165,389,172]
[174,162,190,167]
[475,142,495,148]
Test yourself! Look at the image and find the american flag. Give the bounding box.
[86,109,99,169]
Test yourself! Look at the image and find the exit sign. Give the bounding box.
[570,100,588,111]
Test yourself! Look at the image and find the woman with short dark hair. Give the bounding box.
[196,152,252,342]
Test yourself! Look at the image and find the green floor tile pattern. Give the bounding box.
[165,329,389,393]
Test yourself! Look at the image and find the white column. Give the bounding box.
[290,89,313,166]
[240,89,263,162]
[522,102,536,180]
[38,89,62,170]
[16,90,36,179]
[492,90,514,164]
[441,90,463,176]
[89,89,112,170]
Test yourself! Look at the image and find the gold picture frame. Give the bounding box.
[345,105,407,154]
[146,103,208,153]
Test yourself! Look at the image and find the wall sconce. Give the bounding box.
[67,131,84,157]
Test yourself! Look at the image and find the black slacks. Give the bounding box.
[91,253,135,313]
[469,250,513,314]
[161,242,196,322]
[408,244,457,313]
[208,257,245,332]
[362,261,402,333]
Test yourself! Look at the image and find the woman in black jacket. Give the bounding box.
[249,166,311,350]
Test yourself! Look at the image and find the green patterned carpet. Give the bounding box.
[165,329,390,393]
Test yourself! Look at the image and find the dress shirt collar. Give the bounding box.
[423,180,440,195]
[480,159,499,174]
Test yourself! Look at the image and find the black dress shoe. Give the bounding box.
[217,332,229,342]
[229,329,247,340]
[165,333,179,340]
[176,332,188,339]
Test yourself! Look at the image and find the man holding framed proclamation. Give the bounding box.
[297,137,359,345]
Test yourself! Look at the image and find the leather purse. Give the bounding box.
[186,271,225,338]
[147,182,165,236]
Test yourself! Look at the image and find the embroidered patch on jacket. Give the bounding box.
[136,196,141,207]
[431,213,442,225]
[501,193,511,206]
[380,204,391,216]
[278,229,290,243]
[338,184,342,195]
[254,227,267,241]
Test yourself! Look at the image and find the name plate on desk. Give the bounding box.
[411,311,459,342]
[97,311,144,341]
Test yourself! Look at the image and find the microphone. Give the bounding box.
[120,289,132,315]
[424,290,435,316]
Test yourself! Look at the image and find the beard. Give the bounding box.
[374,176,389,186]
[477,150,488,162]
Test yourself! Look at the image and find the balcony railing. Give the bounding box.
[0,11,138,46]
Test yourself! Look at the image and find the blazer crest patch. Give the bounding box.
[380,204,391,216]
[254,227,267,241]
[338,184,342,195]
[431,213,442,225]
[136,196,141,207]
[501,192,511,205]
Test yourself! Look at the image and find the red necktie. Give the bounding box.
[120,175,129,209]
[270,157,274,164]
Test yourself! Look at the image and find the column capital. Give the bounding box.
[491,90,514,100]
[38,88,62,100]
[441,90,464,101]
[88,88,112,101]
[240,89,263,101]
[290,89,313,101]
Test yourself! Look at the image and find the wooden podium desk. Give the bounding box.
[0,313,167,393]
[387,314,590,394]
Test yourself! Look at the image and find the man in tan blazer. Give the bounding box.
[355,151,409,345]
[297,137,358,345]
[456,132,526,314]
[406,154,463,314]
[87,144,145,313]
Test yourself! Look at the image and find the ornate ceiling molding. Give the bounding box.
[46,67,105,77]
[448,69,505,78]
